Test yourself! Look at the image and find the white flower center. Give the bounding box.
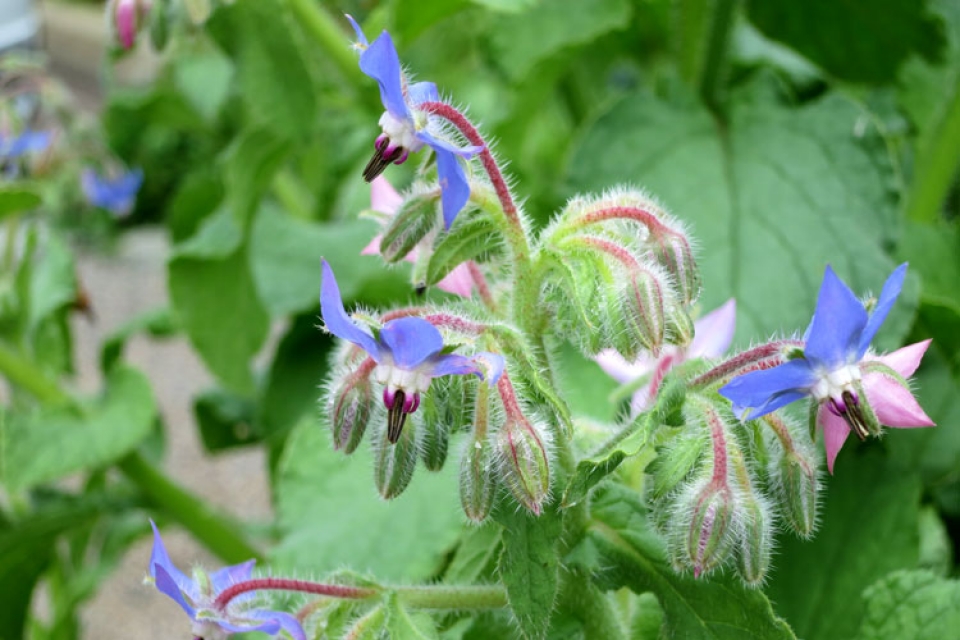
[379,111,426,152]
[191,619,231,640]
[810,363,861,402]
[373,363,432,395]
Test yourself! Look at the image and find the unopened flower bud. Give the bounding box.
[648,226,700,305]
[680,481,736,578]
[777,450,820,537]
[496,418,551,516]
[665,305,695,349]
[620,268,668,356]
[374,418,418,499]
[460,435,495,523]
[737,497,773,586]
[418,393,450,471]
[110,0,151,50]
[327,360,376,454]
[378,192,439,263]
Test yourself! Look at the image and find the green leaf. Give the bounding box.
[173,207,243,259]
[855,570,960,640]
[766,449,921,640]
[194,388,259,452]
[495,505,561,640]
[248,204,406,316]
[0,366,156,490]
[746,0,946,83]
[387,594,441,640]
[444,523,502,584]
[25,232,76,334]
[0,498,104,638]
[233,0,318,139]
[169,221,269,392]
[394,0,470,42]
[554,345,619,422]
[273,419,465,580]
[221,127,291,225]
[489,0,631,80]
[569,91,915,345]
[562,376,684,508]
[586,484,795,639]
[172,48,234,122]
[471,0,540,14]
[426,215,502,287]
[0,184,42,217]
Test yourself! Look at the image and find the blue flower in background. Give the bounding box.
[148,521,305,640]
[81,167,143,217]
[0,129,52,159]
[347,15,481,228]
[320,259,504,442]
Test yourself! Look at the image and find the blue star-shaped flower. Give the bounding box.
[0,130,52,159]
[81,168,143,217]
[148,521,305,640]
[347,15,481,228]
[321,258,503,441]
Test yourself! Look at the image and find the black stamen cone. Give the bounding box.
[363,143,405,182]
[387,389,409,443]
[841,390,869,441]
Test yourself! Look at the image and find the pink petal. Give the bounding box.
[436,262,475,297]
[873,339,931,378]
[115,0,138,49]
[864,371,935,429]
[361,234,383,256]
[594,349,655,384]
[688,299,736,359]
[819,404,851,475]
[371,176,403,214]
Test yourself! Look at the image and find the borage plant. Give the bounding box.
[146,16,936,640]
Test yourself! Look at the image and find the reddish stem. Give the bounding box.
[575,206,670,235]
[691,340,804,388]
[496,371,524,421]
[214,578,377,610]
[468,261,497,310]
[380,307,429,322]
[419,101,518,225]
[705,407,729,486]
[423,313,487,335]
[575,236,641,269]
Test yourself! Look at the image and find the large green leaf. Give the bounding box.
[0,184,41,217]
[0,366,156,490]
[169,212,269,393]
[569,91,915,346]
[248,205,406,317]
[746,0,946,83]
[273,419,464,581]
[765,449,921,640]
[489,0,632,80]
[854,570,960,640]
[585,484,794,639]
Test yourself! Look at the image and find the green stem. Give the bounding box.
[0,340,70,404]
[396,584,507,610]
[286,0,364,87]
[906,77,960,223]
[272,169,314,220]
[558,570,626,640]
[4,215,19,273]
[118,452,263,564]
[699,0,738,111]
[677,0,739,112]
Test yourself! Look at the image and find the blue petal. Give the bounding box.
[209,559,256,595]
[426,351,505,384]
[149,521,198,600]
[407,81,439,106]
[154,564,198,618]
[6,130,52,157]
[718,359,817,420]
[359,31,410,120]
[248,610,307,640]
[857,263,907,358]
[215,613,281,636]
[379,316,444,369]
[345,14,367,47]
[320,259,381,360]
[81,168,143,215]
[804,266,868,368]
[418,138,474,229]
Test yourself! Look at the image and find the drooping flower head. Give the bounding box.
[147,521,305,640]
[719,264,934,472]
[320,259,503,442]
[361,176,478,297]
[81,167,143,217]
[346,15,481,228]
[597,299,736,415]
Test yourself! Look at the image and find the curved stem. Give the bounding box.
[468,261,497,311]
[216,578,378,609]
[691,339,803,388]
[286,0,365,89]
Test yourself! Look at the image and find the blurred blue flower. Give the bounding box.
[347,15,481,228]
[321,258,504,441]
[0,129,52,159]
[148,521,305,640]
[81,167,143,217]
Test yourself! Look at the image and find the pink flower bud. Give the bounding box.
[682,481,736,578]
[111,0,150,50]
[496,418,551,516]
